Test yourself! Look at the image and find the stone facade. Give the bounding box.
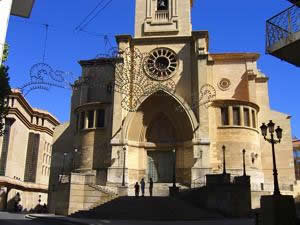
[49,0,296,214]
[0,89,59,211]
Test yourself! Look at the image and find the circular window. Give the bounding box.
[144,48,178,81]
[218,78,231,91]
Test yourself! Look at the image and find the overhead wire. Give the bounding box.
[74,0,107,31]
[79,0,113,31]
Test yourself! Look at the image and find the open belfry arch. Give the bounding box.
[49,0,296,215]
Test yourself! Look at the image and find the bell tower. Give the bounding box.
[134,0,193,38]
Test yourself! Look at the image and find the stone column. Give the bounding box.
[228,106,233,125]
[240,106,244,126]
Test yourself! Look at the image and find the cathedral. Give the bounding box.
[49,0,296,215]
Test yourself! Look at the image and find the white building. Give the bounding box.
[0,0,35,65]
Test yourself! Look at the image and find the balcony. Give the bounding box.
[266,4,300,67]
[154,10,170,23]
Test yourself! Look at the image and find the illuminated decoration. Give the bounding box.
[19,63,75,96]
[113,47,176,112]
[175,84,217,112]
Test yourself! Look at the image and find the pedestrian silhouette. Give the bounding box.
[14,192,21,212]
[134,182,140,197]
[149,178,153,197]
[140,178,145,197]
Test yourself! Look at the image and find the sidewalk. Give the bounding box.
[26,214,255,225]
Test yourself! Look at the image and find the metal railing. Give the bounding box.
[266,4,300,49]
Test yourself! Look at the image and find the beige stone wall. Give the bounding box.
[0,92,59,211]
[135,0,192,38]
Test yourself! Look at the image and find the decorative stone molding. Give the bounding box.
[218,78,231,91]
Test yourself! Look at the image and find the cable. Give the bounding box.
[74,0,106,31]
[79,0,113,31]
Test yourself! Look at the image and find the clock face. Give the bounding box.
[144,48,178,81]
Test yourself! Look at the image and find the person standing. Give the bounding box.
[134,182,140,197]
[14,192,21,212]
[149,178,153,197]
[140,178,145,197]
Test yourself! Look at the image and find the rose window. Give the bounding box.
[144,48,178,81]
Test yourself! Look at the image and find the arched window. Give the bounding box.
[157,0,168,11]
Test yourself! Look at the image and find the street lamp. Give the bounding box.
[242,149,246,176]
[260,120,283,196]
[62,152,67,175]
[222,145,226,175]
[172,149,176,188]
[72,148,78,171]
[122,146,126,187]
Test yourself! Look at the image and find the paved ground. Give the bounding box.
[0,212,255,225]
[0,212,74,225]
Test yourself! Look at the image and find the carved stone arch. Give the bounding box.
[144,112,176,143]
[123,90,198,142]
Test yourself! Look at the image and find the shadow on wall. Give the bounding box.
[6,192,48,213]
[232,72,249,101]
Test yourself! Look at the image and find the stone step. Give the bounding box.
[71,196,223,220]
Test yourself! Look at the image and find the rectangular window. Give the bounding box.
[221,107,229,126]
[88,110,94,128]
[157,0,168,10]
[80,112,85,130]
[24,133,40,182]
[233,107,241,126]
[252,110,256,128]
[244,108,250,127]
[97,109,105,128]
[0,120,12,176]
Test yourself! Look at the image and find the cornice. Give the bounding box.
[74,102,112,112]
[8,108,55,136]
[212,99,260,112]
[10,91,60,126]
[209,53,260,62]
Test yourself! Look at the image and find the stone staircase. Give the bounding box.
[71,196,223,220]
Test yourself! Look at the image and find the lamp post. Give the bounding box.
[242,149,246,176]
[172,149,177,188]
[260,120,283,196]
[122,146,126,187]
[222,145,226,175]
[72,148,78,171]
[62,152,67,175]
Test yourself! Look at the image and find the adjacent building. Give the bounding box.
[266,0,300,67]
[293,138,300,180]
[0,89,59,211]
[0,0,35,65]
[49,0,296,215]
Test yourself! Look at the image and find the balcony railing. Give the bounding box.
[155,10,170,22]
[266,4,300,50]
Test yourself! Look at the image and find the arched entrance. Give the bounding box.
[146,113,176,182]
[126,91,195,185]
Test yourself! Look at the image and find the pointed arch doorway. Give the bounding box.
[146,113,175,183]
[125,90,196,186]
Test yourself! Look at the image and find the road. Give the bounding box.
[0,212,255,225]
[0,212,74,225]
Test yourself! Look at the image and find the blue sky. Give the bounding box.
[5,0,300,137]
